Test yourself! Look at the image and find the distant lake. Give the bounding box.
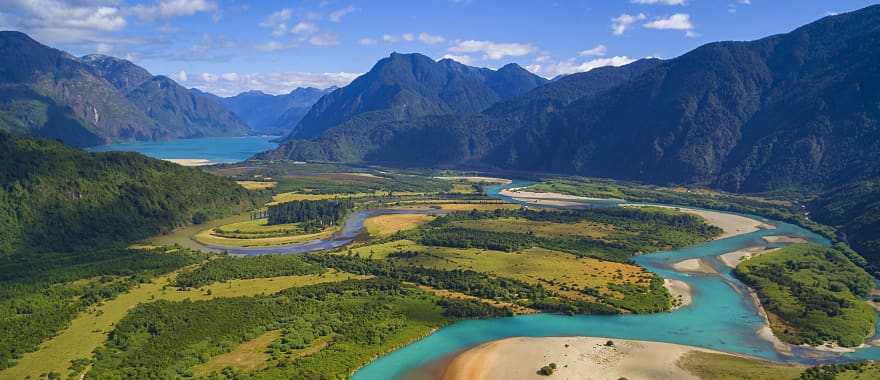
[86,136,279,164]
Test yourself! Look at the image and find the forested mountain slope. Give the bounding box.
[222,87,332,135]
[0,130,262,255]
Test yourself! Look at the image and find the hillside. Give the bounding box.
[261,6,880,195]
[281,53,548,141]
[221,87,332,135]
[0,130,263,254]
[0,32,249,147]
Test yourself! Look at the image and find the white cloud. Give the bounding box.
[259,8,292,36]
[578,44,606,57]
[631,0,686,5]
[418,32,445,44]
[611,13,646,35]
[644,13,694,30]
[1,0,127,43]
[256,41,296,52]
[174,70,188,82]
[358,37,377,45]
[186,71,360,96]
[328,5,355,22]
[382,34,399,43]
[309,33,339,46]
[402,33,415,41]
[95,42,113,54]
[441,54,473,65]
[532,56,636,78]
[130,0,218,20]
[448,40,534,60]
[291,21,318,34]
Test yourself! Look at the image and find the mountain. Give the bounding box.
[80,54,250,139]
[0,31,248,147]
[221,87,332,135]
[0,130,262,254]
[262,6,880,195]
[281,52,549,140]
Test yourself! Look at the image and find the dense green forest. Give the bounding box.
[734,244,876,347]
[809,180,880,275]
[403,207,721,262]
[0,247,203,370]
[86,279,502,379]
[173,255,324,289]
[266,199,354,230]
[0,131,265,254]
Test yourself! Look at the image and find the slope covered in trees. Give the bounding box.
[221,87,332,135]
[0,130,263,254]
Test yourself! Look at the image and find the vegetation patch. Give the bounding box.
[734,244,876,347]
[173,255,324,288]
[364,214,436,237]
[235,181,277,190]
[678,351,804,380]
[191,330,282,376]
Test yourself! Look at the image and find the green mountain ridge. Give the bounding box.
[221,87,333,135]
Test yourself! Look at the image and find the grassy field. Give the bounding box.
[678,351,804,379]
[236,181,277,190]
[194,222,340,247]
[347,240,651,302]
[448,217,612,239]
[146,211,253,250]
[396,202,522,211]
[364,214,436,237]
[271,191,425,204]
[0,269,364,379]
[192,330,282,375]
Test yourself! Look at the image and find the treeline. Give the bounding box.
[405,207,721,261]
[305,253,620,315]
[734,244,876,347]
[0,131,266,255]
[85,278,501,379]
[0,247,202,370]
[172,255,324,289]
[266,199,354,230]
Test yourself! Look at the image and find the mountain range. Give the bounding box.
[261,6,880,194]
[0,31,249,147]
[219,87,333,136]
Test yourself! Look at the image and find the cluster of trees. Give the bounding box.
[734,244,876,347]
[0,247,201,370]
[605,276,673,314]
[800,362,876,380]
[266,199,353,231]
[172,255,324,289]
[305,254,620,315]
[405,207,721,262]
[85,278,499,379]
[0,131,265,255]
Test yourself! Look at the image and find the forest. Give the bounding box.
[734,244,876,347]
[173,255,325,289]
[266,199,354,230]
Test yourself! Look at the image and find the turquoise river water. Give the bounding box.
[86,136,278,163]
[351,180,880,380]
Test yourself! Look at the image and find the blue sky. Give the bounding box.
[1,0,876,96]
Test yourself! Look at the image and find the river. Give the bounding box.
[350,180,880,380]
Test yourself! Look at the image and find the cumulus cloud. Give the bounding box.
[174,70,188,82]
[441,54,473,65]
[448,40,534,60]
[328,5,355,22]
[308,33,339,46]
[186,71,360,96]
[255,40,296,52]
[531,56,636,78]
[418,32,445,44]
[130,0,218,21]
[381,34,399,43]
[95,42,113,54]
[0,0,127,43]
[611,13,646,35]
[291,21,318,34]
[578,44,606,57]
[358,37,377,45]
[259,8,293,36]
[644,13,693,30]
[631,0,686,5]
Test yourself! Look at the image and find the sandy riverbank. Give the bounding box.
[440,337,719,380]
[164,158,214,166]
[719,247,779,268]
[626,204,775,240]
[762,235,809,244]
[664,279,693,309]
[672,258,717,274]
[499,188,612,202]
[435,176,512,184]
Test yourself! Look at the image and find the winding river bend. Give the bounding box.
[349,181,880,380]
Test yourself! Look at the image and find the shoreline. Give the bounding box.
[671,258,717,274]
[164,158,215,166]
[624,204,775,240]
[664,279,693,310]
[438,337,739,380]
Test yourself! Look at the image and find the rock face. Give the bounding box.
[262,6,880,195]
[0,32,248,147]
[221,87,333,136]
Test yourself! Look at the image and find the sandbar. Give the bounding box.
[719,247,778,268]
[762,236,809,244]
[672,258,717,274]
[164,158,214,166]
[664,279,693,310]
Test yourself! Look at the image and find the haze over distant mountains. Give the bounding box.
[220,87,334,136]
[0,31,255,147]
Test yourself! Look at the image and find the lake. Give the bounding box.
[86,136,278,164]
